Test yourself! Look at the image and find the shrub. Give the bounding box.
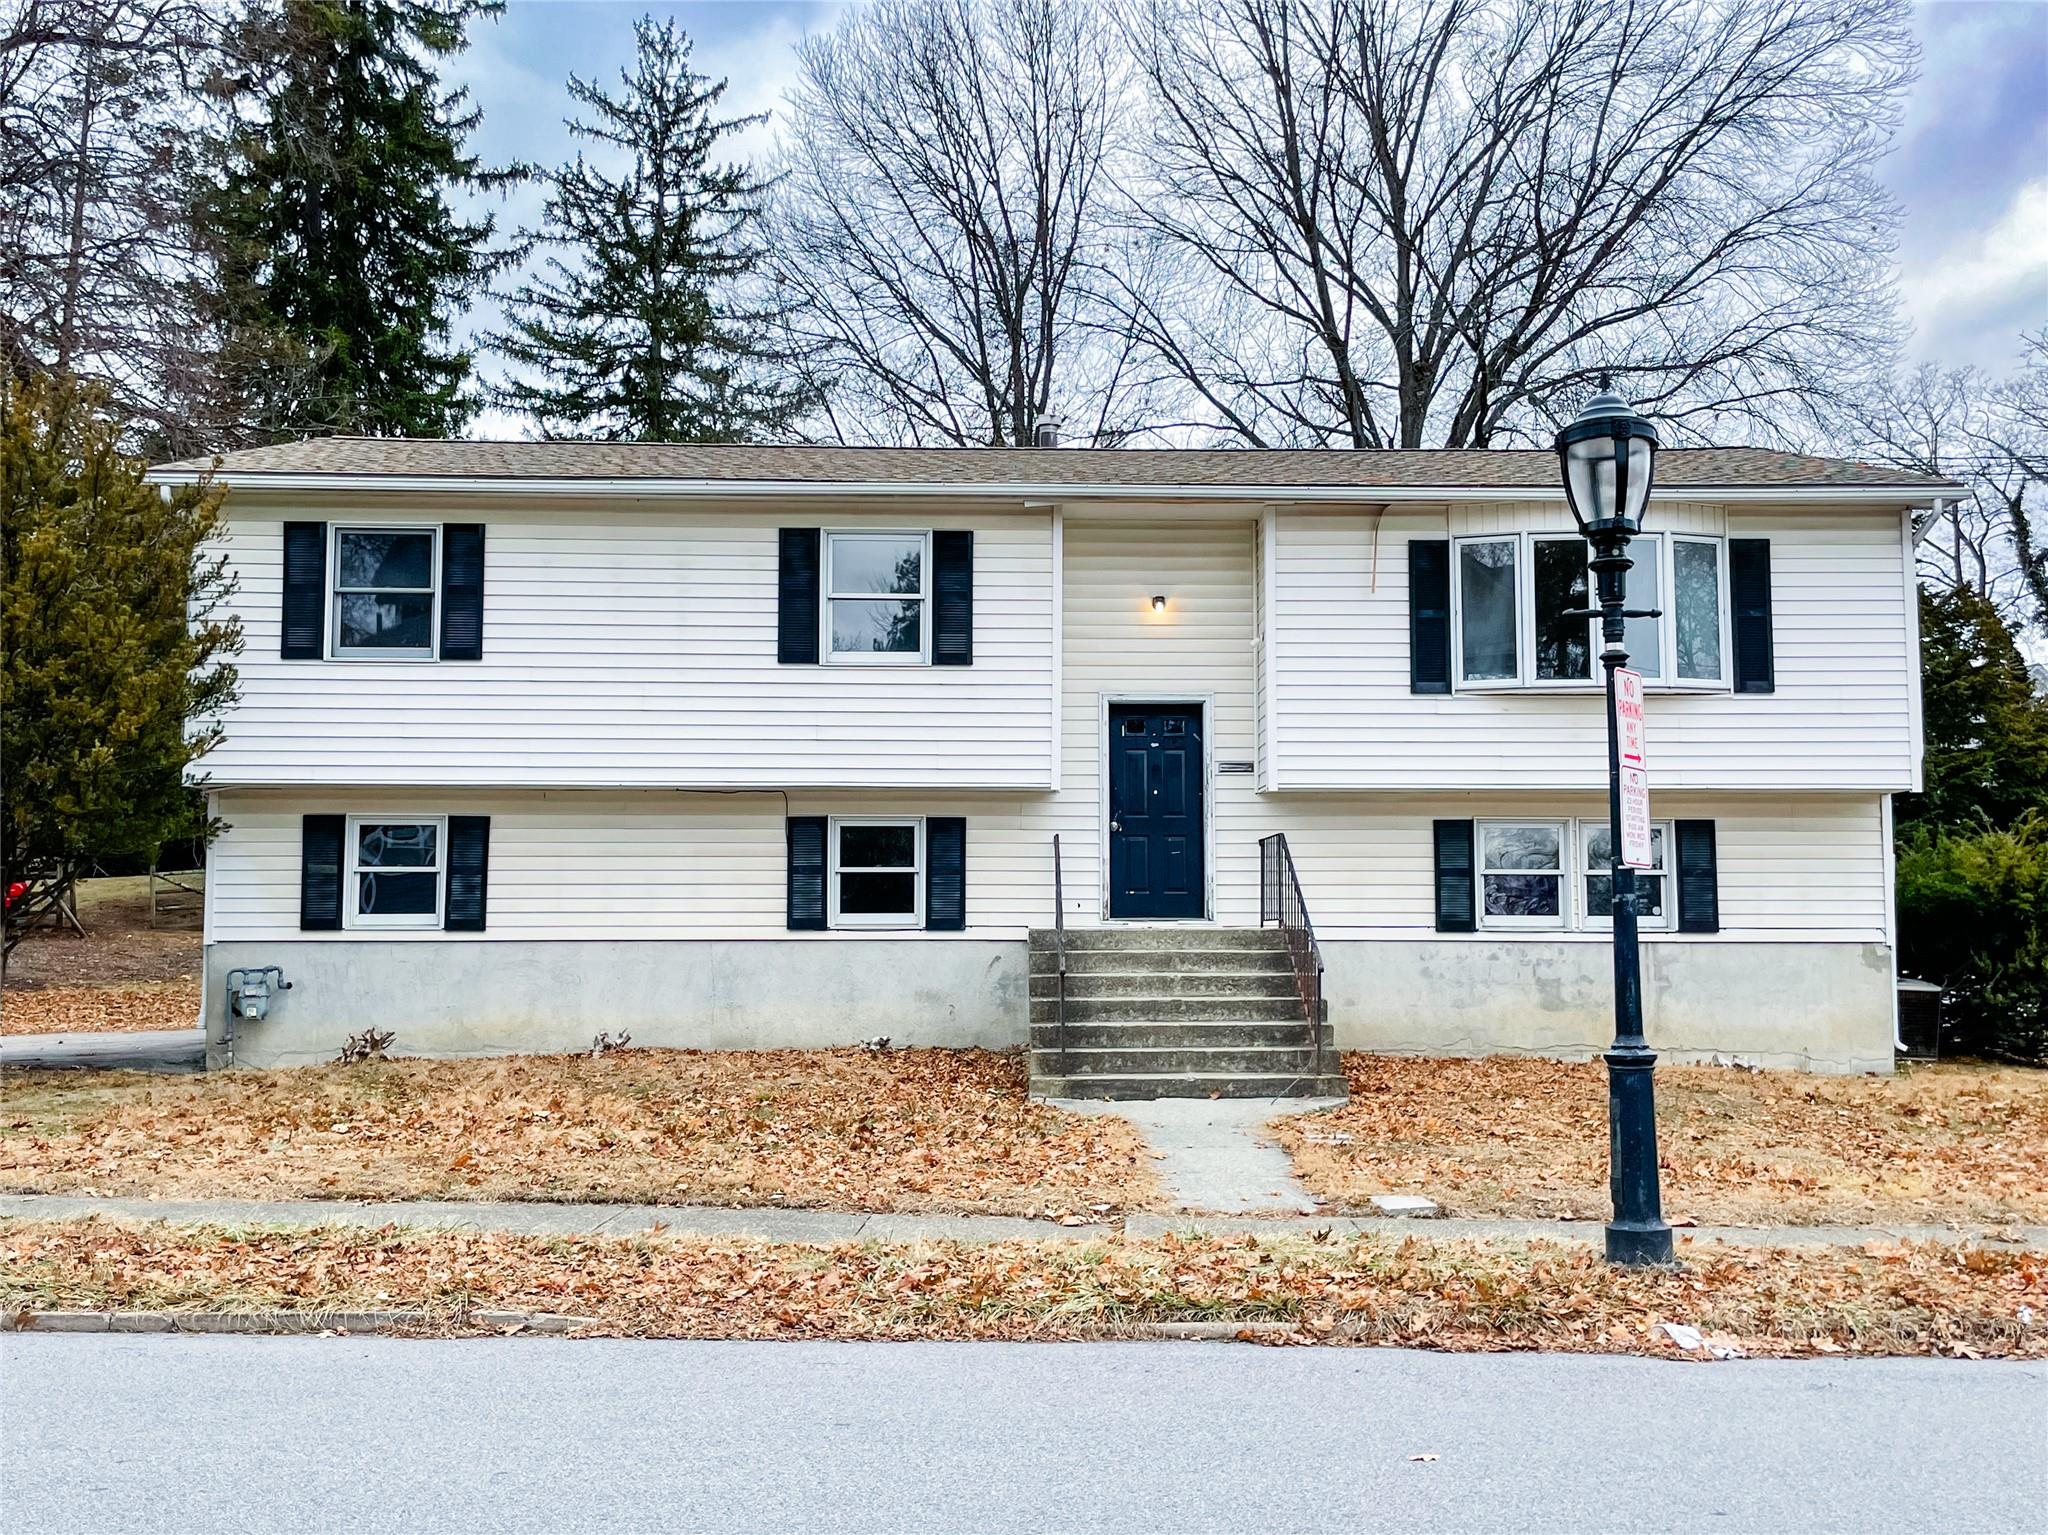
[1896,813,2047,1062]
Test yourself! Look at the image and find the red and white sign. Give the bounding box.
[1615,667,1647,770]
[1619,766,1654,870]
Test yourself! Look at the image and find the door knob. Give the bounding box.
[1110,820,1121,831]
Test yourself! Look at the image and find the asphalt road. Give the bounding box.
[3,1337,2042,1535]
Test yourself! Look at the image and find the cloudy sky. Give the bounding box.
[451,0,2047,427]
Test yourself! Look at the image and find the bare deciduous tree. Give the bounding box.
[1854,337,2048,636]
[1113,0,1914,448]
[769,0,1154,446]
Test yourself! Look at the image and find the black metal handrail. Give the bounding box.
[1259,833,1325,1079]
[1051,833,1069,1072]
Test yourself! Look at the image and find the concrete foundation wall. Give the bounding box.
[1322,939,1896,1074]
[208,935,1893,1074]
[207,940,1028,1069]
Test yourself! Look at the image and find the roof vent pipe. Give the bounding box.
[1032,418,1062,448]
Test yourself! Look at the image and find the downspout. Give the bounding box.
[1883,793,1905,1057]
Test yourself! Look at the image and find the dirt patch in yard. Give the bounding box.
[1271,1055,2048,1229]
[2,1217,2039,1358]
[4,875,204,1034]
[0,1048,1163,1217]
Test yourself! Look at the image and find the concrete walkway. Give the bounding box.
[3,1194,2041,1251]
[1054,1095,1343,1215]
[0,1028,205,1073]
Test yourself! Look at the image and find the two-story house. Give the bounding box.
[149,439,1957,1088]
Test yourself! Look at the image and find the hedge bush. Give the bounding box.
[1895,813,2047,1062]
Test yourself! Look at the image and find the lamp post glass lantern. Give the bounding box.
[1555,382,1675,1268]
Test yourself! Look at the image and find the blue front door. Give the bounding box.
[1108,705,1205,919]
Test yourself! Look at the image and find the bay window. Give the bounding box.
[1451,532,1728,690]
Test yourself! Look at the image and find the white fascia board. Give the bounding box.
[143,469,1960,507]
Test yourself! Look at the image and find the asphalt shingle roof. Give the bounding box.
[151,437,1961,492]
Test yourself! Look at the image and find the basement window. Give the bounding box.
[346,817,445,929]
[1476,820,1566,930]
[1580,820,1672,931]
[828,817,924,929]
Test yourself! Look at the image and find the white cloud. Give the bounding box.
[1902,176,2048,368]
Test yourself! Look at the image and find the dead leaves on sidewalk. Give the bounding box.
[1271,1056,2048,1228]
[0,1048,1162,1216]
[1,1217,2041,1358]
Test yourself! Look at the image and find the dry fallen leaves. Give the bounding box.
[1,1217,2040,1358]
[0,1048,1165,1215]
[1269,1056,2048,1228]
[1,981,201,1036]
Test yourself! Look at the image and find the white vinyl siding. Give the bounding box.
[208,788,1887,946]
[1268,503,1915,790]
[1049,517,1261,925]
[202,505,1054,788]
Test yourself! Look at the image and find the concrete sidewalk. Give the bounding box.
[0,1028,205,1073]
[3,1194,2041,1251]
[1055,1096,1340,1215]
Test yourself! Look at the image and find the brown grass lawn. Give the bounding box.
[0,1048,1163,1217]
[3,1218,2041,1358]
[1272,1055,2048,1229]
[4,874,203,1035]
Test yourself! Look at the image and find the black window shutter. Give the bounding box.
[1410,540,1451,694]
[1730,539,1774,693]
[445,815,490,931]
[778,528,821,664]
[1675,820,1720,934]
[1433,819,1475,932]
[932,531,974,666]
[300,814,344,930]
[281,521,327,659]
[440,524,485,661]
[787,815,827,929]
[926,817,966,929]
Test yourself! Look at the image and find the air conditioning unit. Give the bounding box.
[1896,978,1942,1060]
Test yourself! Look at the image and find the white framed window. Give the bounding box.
[1670,535,1728,685]
[1451,532,1728,692]
[823,531,929,664]
[1477,819,1568,930]
[1455,537,1521,685]
[1578,819,1671,931]
[828,816,924,928]
[332,526,438,659]
[1530,535,1593,683]
[345,816,445,929]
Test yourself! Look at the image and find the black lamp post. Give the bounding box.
[1556,380,1675,1268]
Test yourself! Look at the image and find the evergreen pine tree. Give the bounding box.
[1899,585,2048,834]
[200,0,513,439]
[488,16,804,442]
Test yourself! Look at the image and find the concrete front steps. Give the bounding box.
[1026,927,1346,1100]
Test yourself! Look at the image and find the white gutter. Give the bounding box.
[142,469,1963,505]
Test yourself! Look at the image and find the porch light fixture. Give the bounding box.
[1554,377,1674,1269]
[1150,594,1167,613]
